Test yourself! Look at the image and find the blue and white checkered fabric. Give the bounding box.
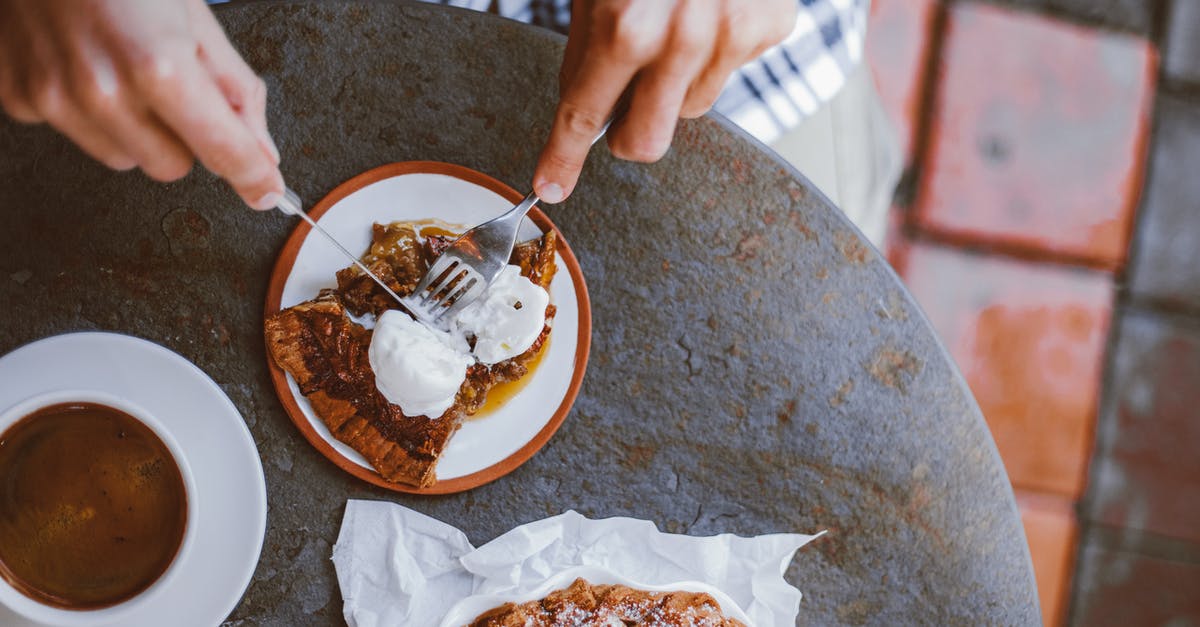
[209,0,868,143]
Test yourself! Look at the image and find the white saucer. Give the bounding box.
[0,332,267,627]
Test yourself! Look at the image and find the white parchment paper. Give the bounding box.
[332,499,823,627]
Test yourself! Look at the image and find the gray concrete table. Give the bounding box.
[0,1,1039,624]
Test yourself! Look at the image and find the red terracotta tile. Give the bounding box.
[914,3,1156,268]
[897,242,1113,497]
[866,0,937,162]
[1086,309,1200,544]
[1017,491,1077,627]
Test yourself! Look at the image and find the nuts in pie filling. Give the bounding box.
[467,578,746,627]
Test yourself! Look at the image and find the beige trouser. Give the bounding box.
[769,64,902,247]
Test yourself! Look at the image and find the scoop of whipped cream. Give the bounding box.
[368,309,473,418]
[453,265,550,366]
[368,265,549,418]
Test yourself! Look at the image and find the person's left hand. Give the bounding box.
[532,0,797,203]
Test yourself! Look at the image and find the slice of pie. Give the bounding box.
[265,222,557,488]
[467,578,747,627]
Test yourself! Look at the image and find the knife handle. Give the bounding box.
[275,187,304,216]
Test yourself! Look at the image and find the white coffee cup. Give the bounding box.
[0,389,198,627]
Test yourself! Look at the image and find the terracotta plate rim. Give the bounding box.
[263,161,592,495]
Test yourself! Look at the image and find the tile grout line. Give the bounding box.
[1080,522,1200,566]
[891,0,950,217]
[903,227,1125,274]
[959,0,1161,37]
[1065,299,1132,626]
[1124,297,1200,326]
[1065,3,1170,624]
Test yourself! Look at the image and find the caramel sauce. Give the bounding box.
[471,337,551,421]
[0,403,187,609]
[411,220,463,240]
[360,220,463,269]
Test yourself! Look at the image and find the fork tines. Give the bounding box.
[404,254,486,324]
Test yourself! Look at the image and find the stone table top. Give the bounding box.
[0,1,1038,624]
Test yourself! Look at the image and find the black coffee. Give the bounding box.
[0,402,188,609]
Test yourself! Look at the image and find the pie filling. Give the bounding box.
[467,578,747,627]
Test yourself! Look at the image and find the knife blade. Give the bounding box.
[275,187,408,308]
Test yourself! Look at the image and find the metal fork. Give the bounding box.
[404,112,620,326]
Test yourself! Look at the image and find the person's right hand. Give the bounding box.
[0,0,284,209]
[532,0,797,204]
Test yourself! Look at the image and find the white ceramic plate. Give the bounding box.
[438,566,755,627]
[266,162,590,494]
[0,332,267,627]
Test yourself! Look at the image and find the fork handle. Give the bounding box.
[593,90,630,146]
[511,190,540,220]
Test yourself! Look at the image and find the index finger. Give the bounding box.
[534,0,681,204]
[533,52,638,204]
[138,52,283,209]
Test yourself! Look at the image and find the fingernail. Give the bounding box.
[539,182,565,204]
[254,191,282,211]
[108,156,138,171]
